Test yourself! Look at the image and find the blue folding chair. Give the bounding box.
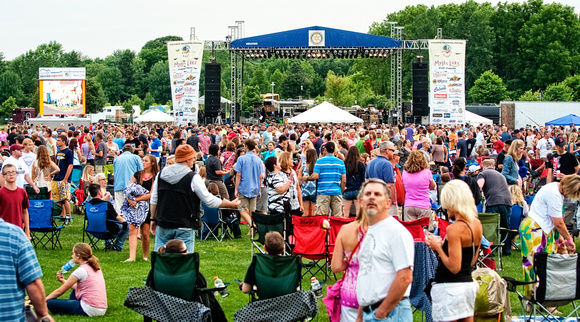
[199,203,226,241]
[71,166,83,186]
[29,200,64,250]
[83,202,121,251]
[509,204,524,251]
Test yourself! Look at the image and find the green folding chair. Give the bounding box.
[249,253,302,301]
[478,212,504,270]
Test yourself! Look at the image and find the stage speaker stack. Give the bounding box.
[204,63,221,117]
[412,62,429,117]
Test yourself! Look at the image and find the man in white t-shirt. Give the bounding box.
[536,131,555,161]
[356,178,414,321]
[20,138,37,174]
[0,144,39,193]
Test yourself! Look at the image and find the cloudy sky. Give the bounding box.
[1,0,577,60]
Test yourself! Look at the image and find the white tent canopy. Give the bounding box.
[288,101,363,123]
[135,109,174,123]
[465,110,493,126]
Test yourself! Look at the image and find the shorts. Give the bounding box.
[302,194,317,203]
[255,186,268,213]
[342,189,360,201]
[431,281,478,321]
[239,194,257,213]
[51,181,70,202]
[315,194,343,216]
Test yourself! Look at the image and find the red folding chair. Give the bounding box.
[292,215,330,281]
[397,217,430,242]
[328,216,355,256]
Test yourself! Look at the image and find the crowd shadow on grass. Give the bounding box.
[34,212,575,321]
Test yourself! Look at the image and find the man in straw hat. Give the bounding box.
[150,144,240,252]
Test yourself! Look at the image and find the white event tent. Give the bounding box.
[465,110,493,126]
[135,109,175,124]
[288,101,363,123]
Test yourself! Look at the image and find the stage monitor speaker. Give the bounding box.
[205,63,221,117]
[412,61,429,117]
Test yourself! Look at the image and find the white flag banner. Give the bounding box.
[428,40,466,125]
[167,41,204,125]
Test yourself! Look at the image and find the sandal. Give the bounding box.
[123,259,135,263]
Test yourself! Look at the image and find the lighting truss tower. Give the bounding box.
[396,26,404,124]
[229,25,240,123]
[388,22,397,116]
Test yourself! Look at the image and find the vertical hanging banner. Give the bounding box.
[167,40,204,125]
[428,40,466,125]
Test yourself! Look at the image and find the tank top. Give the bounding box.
[339,228,364,308]
[434,220,477,283]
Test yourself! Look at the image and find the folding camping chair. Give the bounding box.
[83,202,123,251]
[292,215,330,281]
[200,203,227,242]
[71,166,82,186]
[234,254,319,322]
[504,252,580,321]
[328,216,355,256]
[478,212,504,270]
[509,204,524,251]
[398,217,430,241]
[29,199,64,250]
[251,212,287,257]
[125,251,226,322]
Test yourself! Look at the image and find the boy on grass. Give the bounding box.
[0,164,31,240]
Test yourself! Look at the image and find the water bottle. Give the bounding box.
[213,276,229,298]
[310,277,323,298]
[59,259,76,274]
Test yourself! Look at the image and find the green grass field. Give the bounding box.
[34,211,577,321]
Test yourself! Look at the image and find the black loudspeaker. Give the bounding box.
[412,62,429,117]
[205,63,221,117]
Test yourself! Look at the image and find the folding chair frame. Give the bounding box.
[29,200,64,250]
[292,215,331,281]
[478,212,504,271]
[200,204,227,242]
[83,204,121,251]
[250,212,289,258]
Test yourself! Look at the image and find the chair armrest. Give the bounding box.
[503,276,536,292]
[198,281,230,293]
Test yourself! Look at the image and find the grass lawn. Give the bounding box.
[35,211,577,321]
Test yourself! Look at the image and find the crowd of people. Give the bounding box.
[1,120,580,320]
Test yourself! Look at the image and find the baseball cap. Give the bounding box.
[468,164,481,173]
[554,137,566,147]
[9,144,23,152]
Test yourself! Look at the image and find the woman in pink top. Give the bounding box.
[47,243,107,316]
[331,207,368,321]
[402,150,436,225]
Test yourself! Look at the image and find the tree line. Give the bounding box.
[0,0,579,120]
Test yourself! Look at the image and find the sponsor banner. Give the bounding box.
[167,41,204,125]
[39,67,86,80]
[428,40,466,125]
[38,79,86,115]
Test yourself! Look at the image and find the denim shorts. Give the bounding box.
[343,189,360,201]
[302,194,317,203]
[362,298,412,322]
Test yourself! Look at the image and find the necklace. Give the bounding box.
[142,172,153,180]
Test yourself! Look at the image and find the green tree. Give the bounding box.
[60,50,83,67]
[280,61,312,99]
[131,57,147,97]
[468,70,507,104]
[269,69,285,93]
[95,66,123,104]
[0,52,7,74]
[147,61,171,104]
[248,67,270,94]
[325,70,355,107]
[118,49,136,100]
[142,92,156,112]
[543,83,574,101]
[0,71,26,105]
[562,75,580,101]
[139,35,183,72]
[242,85,263,111]
[518,90,542,101]
[121,100,133,115]
[1,96,18,122]
[518,3,580,89]
[85,77,106,114]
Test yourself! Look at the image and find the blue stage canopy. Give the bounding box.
[231,26,401,49]
[545,114,580,126]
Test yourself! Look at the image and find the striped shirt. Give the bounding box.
[0,218,43,322]
[314,155,346,196]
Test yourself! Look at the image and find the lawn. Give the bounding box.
[34,212,577,321]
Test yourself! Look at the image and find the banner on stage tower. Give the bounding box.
[428,40,466,125]
[167,40,204,125]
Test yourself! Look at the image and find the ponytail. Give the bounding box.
[74,243,101,271]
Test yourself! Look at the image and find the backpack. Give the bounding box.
[472,268,511,320]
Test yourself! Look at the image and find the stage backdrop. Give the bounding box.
[38,67,86,115]
[167,41,204,125]
[428,40,466,125]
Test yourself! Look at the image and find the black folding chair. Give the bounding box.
[251,212,288,257]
